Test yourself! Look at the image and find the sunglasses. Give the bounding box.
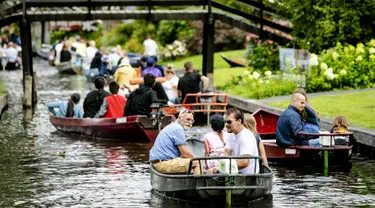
[225,120,233,124]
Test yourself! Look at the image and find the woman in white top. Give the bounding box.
[162,64,179,103]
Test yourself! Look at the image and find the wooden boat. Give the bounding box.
[220,54,247,67]
[55,61,82,75]
[50,114,175,142]
[252,108,353,167]
[150,138,273,205]
[162,93,228,124]
[36,44,52,60]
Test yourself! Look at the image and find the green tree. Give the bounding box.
[274,0,375,52]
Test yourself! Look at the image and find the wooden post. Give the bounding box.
[202,10,214,89]
[259,0,264,40]
[20,19,35,109]
[41,21,45,44]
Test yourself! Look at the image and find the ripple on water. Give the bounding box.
[0,58,375,207]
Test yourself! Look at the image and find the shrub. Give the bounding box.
[245,38,280,74]
[306,40,375,92]
[222,69,297,99]
[161,40,188,61]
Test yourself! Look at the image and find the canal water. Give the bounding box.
[0,58,374,207]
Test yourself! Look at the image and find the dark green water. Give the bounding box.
[0,58,374,207]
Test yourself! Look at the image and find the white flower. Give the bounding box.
[320,63,328,71]
[242,70,250,77]
[326,72,335,80]
[172,50,179,56]
[172,40,182,47]
[309,56,319,66]
[252,71,260,80]
[167,45,173,50]
[340,69,347,75]
[369,48,375,54]
[164,51,171,57]
[356,56,363,62]
[259,79,264,84]
[327,68,333,73]
[264,70,272,78]
[332,52,339,61]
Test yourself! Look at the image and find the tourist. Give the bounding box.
[95,81,127,118]
[203,114,229,174]
[60,42,72,63]
[177,61,209,103]
[48,93,83,118]
[150,55,164,77]
[143,35,158,57]
[331,115,351,145]
[124,74,169,116]
[149,110,201,174]
[83,77,110,118]
[114,58,137,94]
[276,93,308,147]
[162,64,179,103]
[141,57,162,77]
[224,108,259,174]
[243,114,268,167]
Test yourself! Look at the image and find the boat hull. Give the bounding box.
[252,108,353,167]
[56,62,82,75]
[150,165,273,204]
[50,115,175,142]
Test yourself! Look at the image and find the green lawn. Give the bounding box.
[267,90,375,129]
[160,49,247,69]
[214,67,247,88]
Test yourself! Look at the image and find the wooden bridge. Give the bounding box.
[0,0,293,108]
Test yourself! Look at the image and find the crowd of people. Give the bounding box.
[0,34,21,70]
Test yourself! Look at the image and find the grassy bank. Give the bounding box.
[160,49,246,69]
[214,67,247,88]
[267,90,375,130]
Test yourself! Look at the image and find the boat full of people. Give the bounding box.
[50,114,174,142]
[252,108,353,167]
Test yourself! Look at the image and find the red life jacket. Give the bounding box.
[104,94,127,118]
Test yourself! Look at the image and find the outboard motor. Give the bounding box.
[150,103,167,131]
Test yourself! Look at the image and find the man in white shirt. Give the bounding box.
[143,35,158,56]
[224,108,259,174]
[4,42,18,63]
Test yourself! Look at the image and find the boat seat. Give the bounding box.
[262,139,277,143]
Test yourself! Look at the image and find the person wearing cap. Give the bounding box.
[162,64,179,103]
[149,109,202,174]
[114,57,137,94]
[202,114,229,173]
[141,57,162,78]
[151,55,165,77]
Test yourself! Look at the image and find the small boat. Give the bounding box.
[162,93,228,124]
[252,108,353,167]
[150,138,273,205]
[36,44,52,60]
[55,61,82,75]
[220,54,247,67]
[50,114,175,142]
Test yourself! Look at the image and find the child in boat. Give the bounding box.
[243,114,268,167]
[331,115,350,145]
[203,114,229,174]
[47,93,84,118]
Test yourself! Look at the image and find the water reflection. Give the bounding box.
[0,58,374,207]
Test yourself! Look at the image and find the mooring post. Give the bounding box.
[20,19,35,109]
[202,0,214,90]
[324,150,329,176]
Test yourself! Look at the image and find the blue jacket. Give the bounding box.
[48,101,84,118]
[276,105,307,147]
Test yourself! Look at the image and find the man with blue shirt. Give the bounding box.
[276,93,307,147]
[149,110,200,174]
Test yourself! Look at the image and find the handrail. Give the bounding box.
[187,156,262,175]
